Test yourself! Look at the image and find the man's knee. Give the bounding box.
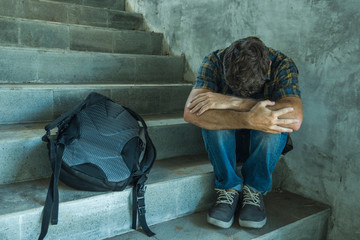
[250,130,287,146]
[202,129,236,150]
[202,129,236,141]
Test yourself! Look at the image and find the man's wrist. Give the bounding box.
[241,111,252,129]
[231,98,257,111]
[230,97,243,109]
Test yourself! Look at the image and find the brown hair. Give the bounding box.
[223,36,270,97]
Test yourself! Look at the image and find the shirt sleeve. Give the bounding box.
[272,57,301,101]
[193,52,220,92]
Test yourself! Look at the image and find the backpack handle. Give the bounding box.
[44,92,107,133]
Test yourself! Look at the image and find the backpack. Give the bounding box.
[39,92,156,240]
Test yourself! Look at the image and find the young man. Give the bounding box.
[183,37,303,229]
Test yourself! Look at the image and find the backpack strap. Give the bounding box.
[124,107,156,237]
[38,137,63,240]
[132,176,155,237]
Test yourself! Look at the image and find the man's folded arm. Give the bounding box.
[183,89,248,130]
[184,89,302,133]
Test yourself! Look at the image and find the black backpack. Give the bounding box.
[39,92,156,239]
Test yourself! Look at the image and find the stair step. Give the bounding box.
[46,0,125,11]
[0,0,137,30]
[108,192,330,240]
[0,114,205,184]
[0,46,184,84]
[0,83,192,124]
[0,155,215,240]
[0,154,330,240]
[0,16,163,55]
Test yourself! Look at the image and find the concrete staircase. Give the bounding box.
[0,0,330,239]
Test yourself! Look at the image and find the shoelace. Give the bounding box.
[242,186,261,207]
[215,188,238,205]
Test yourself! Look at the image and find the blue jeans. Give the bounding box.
[202,129,288,193]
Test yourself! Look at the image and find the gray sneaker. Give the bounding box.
[238,185,267,228]
[207,189,240,228]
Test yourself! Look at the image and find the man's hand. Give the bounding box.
[187,92,240,115]
[247,100,299,134]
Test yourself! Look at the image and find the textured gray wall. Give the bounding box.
[127,0,360,239]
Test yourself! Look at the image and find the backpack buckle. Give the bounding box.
[137,194,146,216]
[137,195,145,205]
[139,185,146,194]
[138,206,146,216]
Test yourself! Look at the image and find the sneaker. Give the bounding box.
[238,185,267,228]
[207,188,239,228]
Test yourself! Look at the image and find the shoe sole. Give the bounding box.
[239,217,267,228]
[207,214,234,228]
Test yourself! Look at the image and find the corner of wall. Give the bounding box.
[182,54,196,83]
[125,0,196,83]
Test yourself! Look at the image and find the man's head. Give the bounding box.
[224,36,270,97]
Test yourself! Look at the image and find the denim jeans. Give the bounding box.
[202,129,288,193]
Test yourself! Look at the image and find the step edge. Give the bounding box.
[0,116,191,140]
[0,15,159,34]
[0,45,182,59]
[253,208,331,240]
[0,166,213,218]
[0,170,214,239]
[37,0,135,14]
[44,0,125,11]
[0,83,192,89]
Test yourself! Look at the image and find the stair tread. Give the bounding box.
[108,191,330,240]
[0,154,210,216]
[0,83,191,88]
[0,46,184,84]
[0,113,186,139]
[44,0,125,11]
[0,45,176,58]
[0,15,153,34]
[0,0,141,30]
[0,15,162,55]
[0,113,205,184]
[38,0,127,13]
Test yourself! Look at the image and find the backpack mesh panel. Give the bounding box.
[62,100,140,182]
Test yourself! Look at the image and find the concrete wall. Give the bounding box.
[126,0,360,239]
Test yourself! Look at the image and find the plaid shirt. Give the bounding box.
[193,47,301,101]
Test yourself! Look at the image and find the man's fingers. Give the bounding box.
[259,100,275,107]
[189,100,208,113]
[271,125,293,133]
[276,118,299,125]
[198,105,210,115]
[189,93,203,102]
[273,107,294,117]
[189,93,209,103]
[188,95,207,109]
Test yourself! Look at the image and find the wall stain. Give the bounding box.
[175,225,183,231]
